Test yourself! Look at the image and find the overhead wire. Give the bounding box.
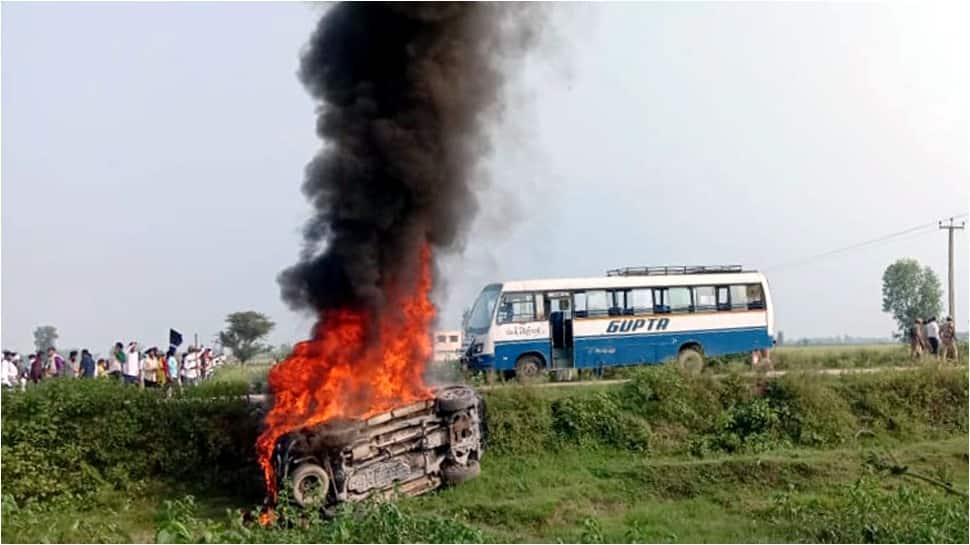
[763,213,968,272]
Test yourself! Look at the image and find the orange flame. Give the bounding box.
[258,508,277,527]
[256,245,435,498]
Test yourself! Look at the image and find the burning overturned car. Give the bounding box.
[269,385,486,508]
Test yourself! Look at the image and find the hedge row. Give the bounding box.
[1,379,263,505]
[486,366,968,456]
[3,366,966,506]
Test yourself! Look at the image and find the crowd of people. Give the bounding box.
[1,342,225,390]
[909,316,960,361]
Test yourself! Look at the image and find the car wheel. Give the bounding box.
[676,348,704,374]
[309,418,361,449]
[442,461,481,485]
[515,355,544,382]
[291,462,330,507]
[436,385,478,413]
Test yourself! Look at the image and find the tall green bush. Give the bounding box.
[1,380,262,506]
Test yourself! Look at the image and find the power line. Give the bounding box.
[764,213,968,272]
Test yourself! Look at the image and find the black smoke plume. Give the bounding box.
[279,3,539,314]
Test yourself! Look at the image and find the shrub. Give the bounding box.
[835,367,968,436]
[767,477,969,543]
[550,392,650,451]
[154,495,486,544]
[1,379,263,506]
[765,375,858,447]
[619,365,722,430]
[482,389,554,455]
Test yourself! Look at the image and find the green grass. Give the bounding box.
[209,345,969,393]
[4,365,967,543]
[4,437,965,543]
[406,437,968,543]
[210,363,273,389]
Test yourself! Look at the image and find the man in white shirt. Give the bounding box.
[181,347,200,386]
[925,317,941,356]
[125,341,141,386]
[2,351,20,388]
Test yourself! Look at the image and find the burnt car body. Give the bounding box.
[272,384,486,507]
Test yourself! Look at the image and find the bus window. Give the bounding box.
[629,288,653,315]
[574,292,587,318]
[716,286,730,311]
[587,290,609,317]
[497,292,537,324]
[653,288,670,314]
[729,285,748,310]
[746,284,766,310]
[609,290,628,316]
[694,286,716,311]
[669,287,692,313]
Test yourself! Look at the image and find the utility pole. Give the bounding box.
[938,217,965,323]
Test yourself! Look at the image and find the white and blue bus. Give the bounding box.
[462,265,775,378]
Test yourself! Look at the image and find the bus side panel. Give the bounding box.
[683,327,773,358]
[573,336,657,368]
[571,310,772,366]
[493,339,552,371]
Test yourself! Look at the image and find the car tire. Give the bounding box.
[442,461,481,485]
[436,385,478,413]
[515,355,544,382]
[310,418,361,449]
[291,462,330,507]
[677,347,704,374]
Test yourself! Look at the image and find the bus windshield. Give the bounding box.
[466,284,501,334]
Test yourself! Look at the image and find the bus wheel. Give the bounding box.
[676,348,704,374]
[515,355,544,382]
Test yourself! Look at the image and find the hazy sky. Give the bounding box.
[3,2,968,355]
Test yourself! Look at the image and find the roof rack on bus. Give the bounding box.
[606,265,744,277]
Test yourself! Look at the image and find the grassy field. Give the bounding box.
[3,364,967,543]
[4,437,966,543]
[209,344,968,393]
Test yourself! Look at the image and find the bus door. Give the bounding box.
[546,292,575,368]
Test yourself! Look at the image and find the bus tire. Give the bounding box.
[515,354,544,382]
[676,347,704,374]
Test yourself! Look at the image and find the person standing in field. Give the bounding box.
[2,351,19,388]
[141,347,158,388]
[909,318,925,359]
[925,317,940,356]
[165,347,180,395]
[64,350,79,378]
[181,347,200,387]
[80,349,96,378]
[45,347,65,378]
[939,317,959,362]
[109,342,125,380]
[29,353,44,384]
[124,341,141,386]
[200,347,213,380]
[155,348,168,386]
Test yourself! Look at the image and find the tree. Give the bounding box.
[33,325,59,354]
[218,311,275,364]
[882,259,942,339]
[273,343,293,362]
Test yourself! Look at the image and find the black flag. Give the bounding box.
[169,329,183,348]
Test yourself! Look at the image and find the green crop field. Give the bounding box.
[208,343,969,393]
[3,363,968,543]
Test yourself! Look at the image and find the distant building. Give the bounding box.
[432,330,463,363]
